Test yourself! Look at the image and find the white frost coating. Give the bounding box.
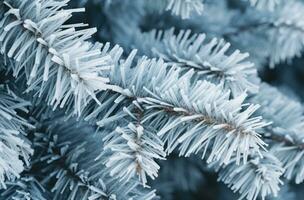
[133,28,258,97]
[103,121,166,186]
[0,0,112,115]
[0,87,33,189]
[252,84,304,183]
[214,152,284,200]
[166,0,204,19]
[108,54,267,166]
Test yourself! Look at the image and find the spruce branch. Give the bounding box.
[246,0,282,11]
[164,0,204,19]
[103,52,267,166]
[31,116,156,200]
[226,1,304,66]
[128,28,259,97]
[144,0,204,19]
[251,83,304,183]
[0,0,302,199]
[0,0,112,115]
[0,176,49,200]
[102,107,166,186]
[213,152,284,200]
[0,84,33,189]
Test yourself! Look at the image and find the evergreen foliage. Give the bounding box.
[0,0,304,200]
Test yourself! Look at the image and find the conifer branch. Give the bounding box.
[102,106,166,186]
[1,1,303,199]
[226,1,304,66]
[251,83,304,183]
[31,116,156,200]
[1,176,49,199]
[125,28,259,97]
[0,0,112,115]
[0,84,33,189]
[144,0,204,19]
[213,152,284,200]
[246,0,282,11]
[103,52,267,166]
[164,0,204,19]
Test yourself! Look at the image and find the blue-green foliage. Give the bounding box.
[0,0,304,200]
